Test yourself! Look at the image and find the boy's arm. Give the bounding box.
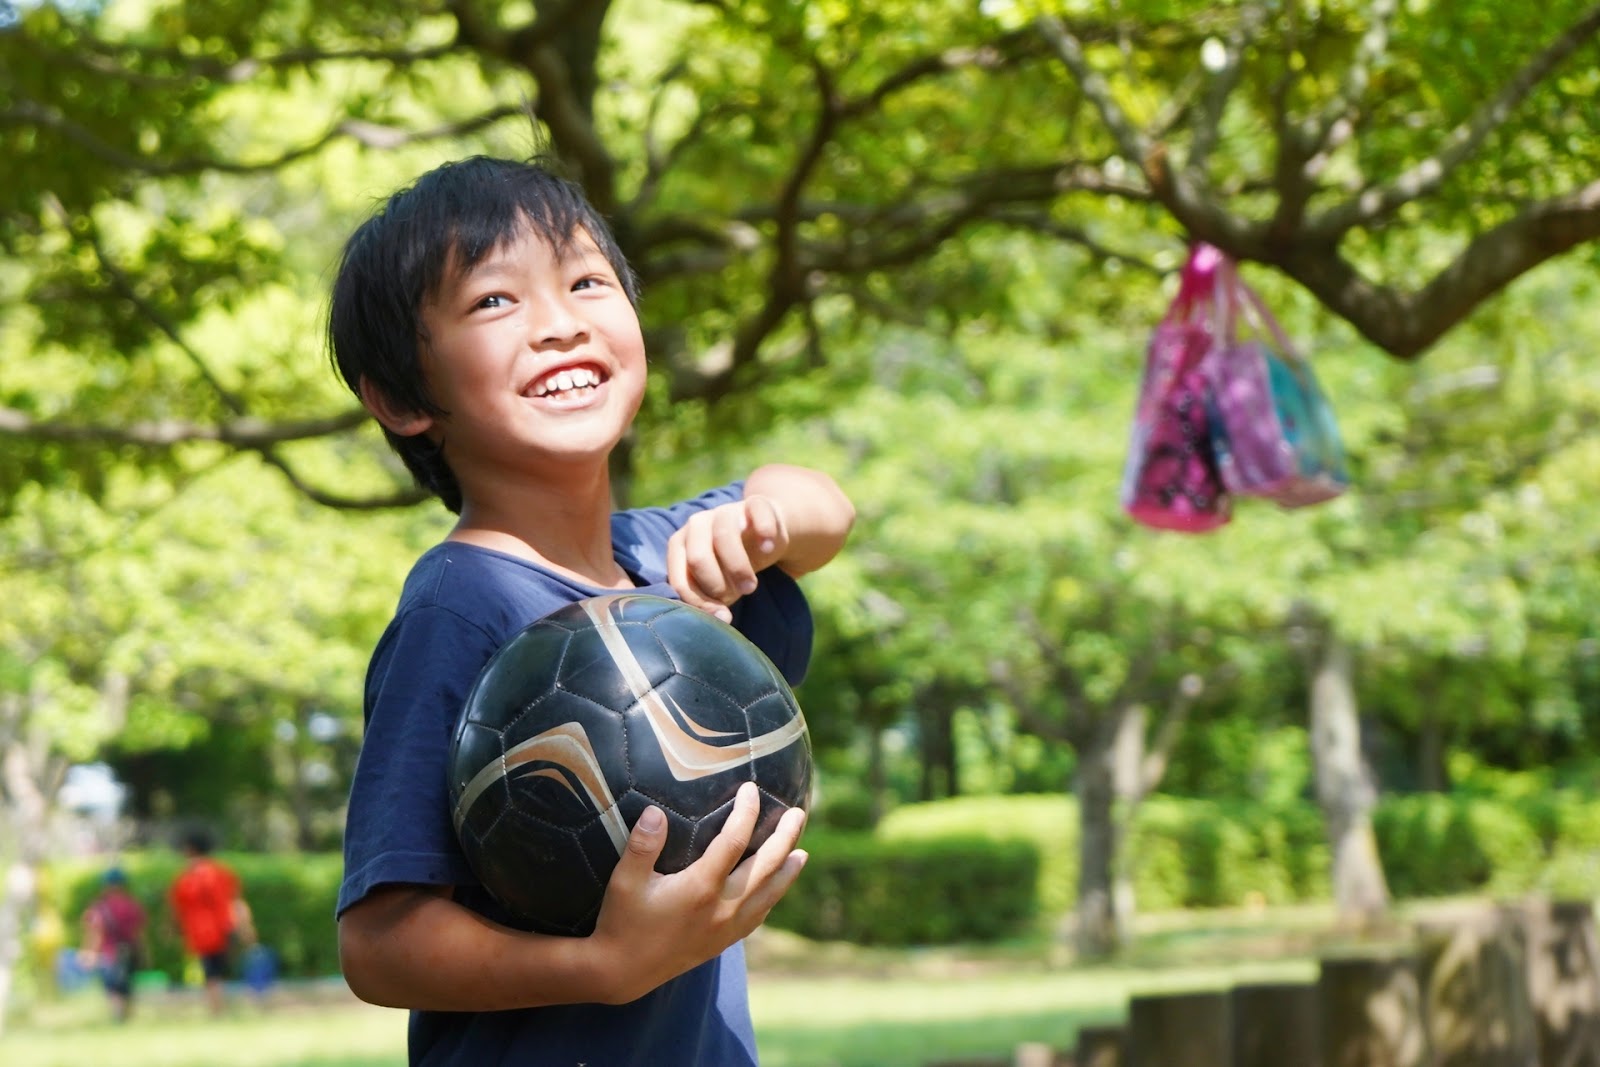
[742,463,855,578]
[666,464,854,622]
[338,782,805,1010]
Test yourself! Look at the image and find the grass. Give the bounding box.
[1,988,408,1067]
[6,900,1435,1067]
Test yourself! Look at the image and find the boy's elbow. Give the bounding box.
[338,912,403,1008]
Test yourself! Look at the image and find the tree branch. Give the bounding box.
[1036,15,1255,246]
[706,55,841,399]
[1034,16,1152,170]
[837,29,1044,120]
[1307,2,1600,240]
[64,21,462,86]
[1186,4,1265,178]
[5,100,525,177]
[1294,0,1398,161]
[31,197,422,508]
[1136,672,1214,801]
[0,406,371,448]
[1274,178,1600,358]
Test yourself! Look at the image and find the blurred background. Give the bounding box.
[4,1,1600,1064]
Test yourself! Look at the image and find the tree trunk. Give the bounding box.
[1075,703,1145,958]
[866,725,887,828]
[1076,736,1121,958]
[0,695,64,1038]
[1418,707,1450,793]
[1309,631,1391,926]
[918,697,956,801]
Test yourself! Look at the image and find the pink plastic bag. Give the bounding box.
[1120,248,1232,533]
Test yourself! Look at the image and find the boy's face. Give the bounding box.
[412,222,646,485]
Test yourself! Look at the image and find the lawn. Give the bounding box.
[2,906,1363,1067]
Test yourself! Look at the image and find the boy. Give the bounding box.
[328,155,854,1066]
[170,829,254,1016]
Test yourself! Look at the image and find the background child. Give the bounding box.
[170,829,254,1016]
[79,866,147,1023]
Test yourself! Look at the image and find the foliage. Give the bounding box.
[879,787,1600,915]
[1371,794,1546,898]
[767,830,1040,945]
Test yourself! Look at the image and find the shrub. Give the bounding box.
[767,830,1039,945]
[877,794,1076,918]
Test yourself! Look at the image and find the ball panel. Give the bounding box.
[684,795,735,872]
[461,627,572,728]
[653,803,704,875]
[498,717,632,834]
[648,607,788,701]
[448,720,508,819]
[557,621,676,712]
[744,691,812,807]
[470,807,605,936]
[622,674,755,818]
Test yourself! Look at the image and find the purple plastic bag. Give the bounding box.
[1202,255,1348,507]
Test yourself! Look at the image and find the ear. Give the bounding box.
[359,376,434,437]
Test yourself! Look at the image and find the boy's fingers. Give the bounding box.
[722,803,807,899]
[693,782,760,876]
[741,496,785,566]
[711,509,757,598]
[665,527,729,621]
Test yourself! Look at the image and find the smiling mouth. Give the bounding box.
[528,364,607,399]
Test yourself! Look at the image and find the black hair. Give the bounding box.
[180,828,214,855]
[327,155,638,513]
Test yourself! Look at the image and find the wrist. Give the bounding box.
[578,928,642,1005]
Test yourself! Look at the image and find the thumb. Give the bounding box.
[616,805,668,876]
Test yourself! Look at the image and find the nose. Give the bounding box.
[529,293,588,348]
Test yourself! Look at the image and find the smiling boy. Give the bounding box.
[327,155,854,1066]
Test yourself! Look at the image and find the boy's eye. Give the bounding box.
[572,277,598,292]
[475,294,507,310]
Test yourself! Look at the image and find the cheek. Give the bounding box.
[609,318,647,365]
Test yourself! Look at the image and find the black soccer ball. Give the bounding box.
[448,592,812,936]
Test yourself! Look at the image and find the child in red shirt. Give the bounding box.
[169,830,254,1014]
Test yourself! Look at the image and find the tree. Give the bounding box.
[4,1,1600,502]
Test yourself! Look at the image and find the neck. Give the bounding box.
[450,465,631,589]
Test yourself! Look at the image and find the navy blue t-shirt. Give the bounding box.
[337,484,813,1066]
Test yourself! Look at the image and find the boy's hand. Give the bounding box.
[665,496,789,623]
[588,782,807,1004]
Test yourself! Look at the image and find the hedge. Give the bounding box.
[38,787,1600,979]
[764,831,1039,945]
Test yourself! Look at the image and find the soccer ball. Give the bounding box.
[448,592,812,936]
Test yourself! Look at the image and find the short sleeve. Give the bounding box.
[610,483,742,580]
[337,605,499,916]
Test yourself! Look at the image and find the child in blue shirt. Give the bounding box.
[327,155,854,1065]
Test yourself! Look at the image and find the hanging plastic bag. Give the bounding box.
[1202,251,1349,507]
[1120,246,1232,532]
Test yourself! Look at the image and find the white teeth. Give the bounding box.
[532,367,601,397]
